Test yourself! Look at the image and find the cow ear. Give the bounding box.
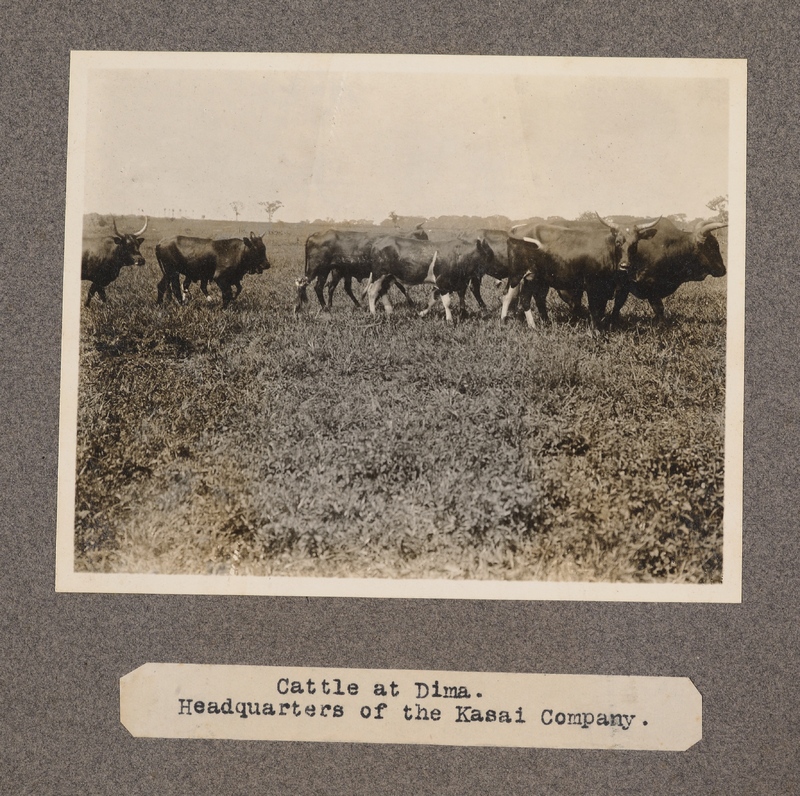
[136,237,145,245]
[112,236,123,244]
[640,227,658,240]
[242,237,253,248]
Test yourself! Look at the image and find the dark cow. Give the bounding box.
[295,225,428,313]
[155,232,271,308]
[81,217,147,306]
[422,229,510,315]
[607,217,727,323]
[367,236,495,322]
[505,220,625,330]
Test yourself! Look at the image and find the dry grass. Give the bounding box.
[74,217,726,583]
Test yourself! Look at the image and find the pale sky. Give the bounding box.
[81,58,731,223]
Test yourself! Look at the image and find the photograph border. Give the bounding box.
[56,51,747,602]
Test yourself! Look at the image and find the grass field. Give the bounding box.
[73,216,727,583]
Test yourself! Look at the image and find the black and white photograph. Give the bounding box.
[57,52,746,600]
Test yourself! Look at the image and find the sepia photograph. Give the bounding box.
[57,52,746,600]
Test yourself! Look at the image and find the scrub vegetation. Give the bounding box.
[74,216,727,583]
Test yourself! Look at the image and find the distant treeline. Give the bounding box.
[84,211,717,235]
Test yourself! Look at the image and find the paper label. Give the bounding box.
[121,664,701,750]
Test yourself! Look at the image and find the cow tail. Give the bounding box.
[155,243,183,304]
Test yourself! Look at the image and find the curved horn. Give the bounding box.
[133,217,148,236]
[695,219,727,238]
[635,216,661,232]
[523,236,544,248]
[594,212,618,232]
[111,217,121,237]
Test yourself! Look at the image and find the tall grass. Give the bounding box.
[74,220,726,583]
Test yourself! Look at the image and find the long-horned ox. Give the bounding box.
[505,218,627,331]
[295,224,428,313]
[367,235,495,323]
[81,217,148,306]
[155,232,271,308]
[603,217,727,323]
[423,229,510,316]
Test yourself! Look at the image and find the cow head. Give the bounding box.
[691,219,727,278]
[597,214,660,272]
[242,231,271,274]
[111,217,148,266]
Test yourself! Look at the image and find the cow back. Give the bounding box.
[508,224,619,288]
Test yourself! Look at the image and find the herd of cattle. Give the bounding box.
[81,214,728,329]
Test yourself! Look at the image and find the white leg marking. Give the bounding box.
[524,308,536,328]
[419,288,437,317]
[501,282,520,320]
[367,277,384,315]
[440,292,454,323]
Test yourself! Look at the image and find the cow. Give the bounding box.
[606,217,728,323]
[505,220,626,331]
[155,232,271,308]
[423,229,510,315]
[367,236,495,323]
[294,225,428,313]
[548,215,661,322]
[81,217,148,306]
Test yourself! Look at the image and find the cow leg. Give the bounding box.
[197,279,213,302]
[294,278,310,313]
[587,292,608,333]
[233,280,243,299]
[470,275,487,311]
[392,279,415,309]
[180,276,197,303]
[457,287,469,319]
[85,284,97,307]
[559,289,587,321]
[216,278,235,308]
[367,275,388,316]
[313,272,329,309]
[95,286,108,304]
[500,280,522,321]
[162,271,185,304]
[377,278,395,315]
[419,288,439,318]
[649,298,666,323]
[530,282,549,326]
[609,286,630,325]
[325,271,342,308]
[175,277,188,304]
[342,276,363,308]
[516,279,536,328]
[440,291,455,323]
